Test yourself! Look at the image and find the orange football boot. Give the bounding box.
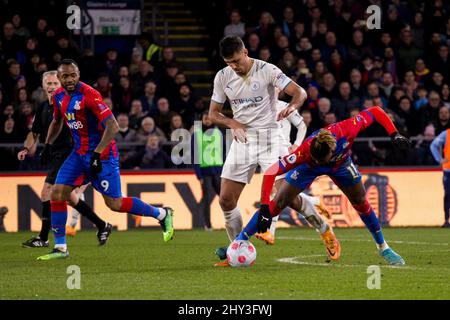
[320,226,341,260]
[214,260,230,267]
[66,225,77,237]
[255,231,275,245]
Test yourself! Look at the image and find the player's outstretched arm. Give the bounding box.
[45,117,63,145]
[363,106,411,149]
[94,117,119,154]
[277,82,307,121]
[17,132,39,160]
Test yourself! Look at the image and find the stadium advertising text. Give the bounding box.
[0,169,443,232]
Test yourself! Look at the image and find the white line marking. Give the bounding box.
[277,236,449,246]
[276,255,417,269]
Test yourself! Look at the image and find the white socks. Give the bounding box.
[298,193,328,234]
[377,241,389,251]
[69,193,83,228]
[269,215,278,235]
[156,208,167,221]
[223,207,243,241]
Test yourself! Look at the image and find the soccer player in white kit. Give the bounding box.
[208,36,340,266]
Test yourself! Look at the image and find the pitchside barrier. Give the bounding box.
[0,167,444,232]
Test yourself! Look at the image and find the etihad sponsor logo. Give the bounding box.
[230,96,263,106]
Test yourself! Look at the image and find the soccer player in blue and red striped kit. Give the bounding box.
[37,59,174,260]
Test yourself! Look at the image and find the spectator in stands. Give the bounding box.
[379,72,395,99]
[0,117,20,170]
[174,72,188,86]
[414,85,429,110]
[347,30,373,68]
[155,47,177,76]
[136,116,167,145]
[14,87,30,110]
[396,96,421,136]
[428,71,445,93]
[131,61,155,95]
[419,91,443,132]
[115,113,138,169]
[397,28,422,77]
[279,6,295,40]
[442,84,450,108]
[18,101,34,134]
[259,46,272,63]
[383,47,398,83]
[169,113,185,137]
[136,134,172,169]
[316,97,334,127]
[431,45,449,81]
[129,47,143,75]
[321,31,347,64]
[175,84,197,128]
[349,68,364,99]
[94,73,112,99]
[128,99,148,130]
[435,105,450,135]
[159,62,180,99]
[411,11,425,49]
[224,9,245,38]
[253,12,276,46]
[319,72,338,98]
[294,36,312,61]
[332,81,360,120]
[54,34,79,61]
[300,109,314,136]
[2,60,22,100]
[324,112,337,125]
[402,70,419,99]
[103,48,121,80]
[154,97,176,135]
[113,76,134,114]
[414,58,430,85]
[328,50,346,83]
[139,80,158,117]
[246,33,260,58]
[415,124,436,165]
[1,22,21,61]
[363,82,387,108]
[313,61,327,86]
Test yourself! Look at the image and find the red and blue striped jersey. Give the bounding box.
[52,82,118,160]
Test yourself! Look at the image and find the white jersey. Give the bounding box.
[276,100,307,148]
[211,59,292,129]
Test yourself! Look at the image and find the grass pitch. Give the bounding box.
[0,228,449,300]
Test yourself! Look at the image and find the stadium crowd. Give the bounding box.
[1,0,450,170]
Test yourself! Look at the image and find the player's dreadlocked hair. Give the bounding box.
[310,130,336,161]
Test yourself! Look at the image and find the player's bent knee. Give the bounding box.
[219,196,236,211]
[105,198,122,212]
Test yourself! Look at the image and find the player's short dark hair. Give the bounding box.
[219,36,244,58]
[58,58,78,68]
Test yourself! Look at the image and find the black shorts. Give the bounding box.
[45,148,73,184]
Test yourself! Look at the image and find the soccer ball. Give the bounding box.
[227,240,257,267]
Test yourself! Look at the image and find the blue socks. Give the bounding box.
[120,197,162,219]
[359,210,385,245]
[236,210,260,241]
[51,201,68,248]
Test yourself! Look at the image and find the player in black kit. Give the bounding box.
[18,71,112,247]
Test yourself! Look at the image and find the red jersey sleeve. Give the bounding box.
[362,106,397,136]
[52,95,61,120]
[85,89,113,123]
[261,141,310,204]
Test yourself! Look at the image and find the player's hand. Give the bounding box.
[277,106,296,121]
[390,132,411,150]
[90,152,102,178]
[39,144,52,165]
[17,147,29,161]
[257,204,272,233]
[231,121,247,143]
[288,144,299,153]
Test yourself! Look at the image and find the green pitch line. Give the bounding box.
[0,228,448,300]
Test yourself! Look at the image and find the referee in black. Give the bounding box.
[18,70,112,247]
